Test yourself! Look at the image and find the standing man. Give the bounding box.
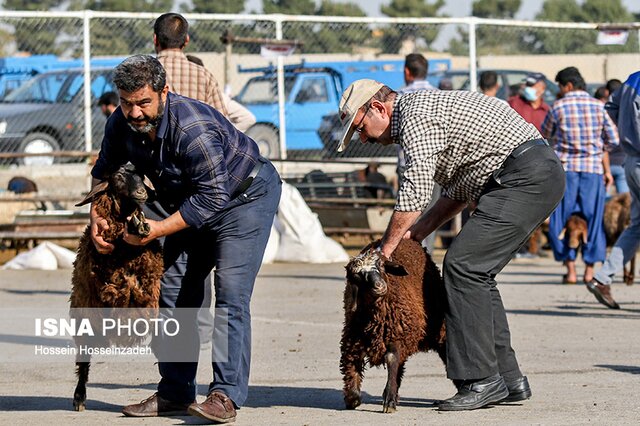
[542,67,619,286]
[92,55,281,423]
[97,91,118,118]
[508,72,550,133]
[397,53,439,252]
[479,71,501,98]
[153,13,228,116]
[588,71,640,309]
[337,79,565,410]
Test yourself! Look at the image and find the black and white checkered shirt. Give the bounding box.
[392,90,541,211]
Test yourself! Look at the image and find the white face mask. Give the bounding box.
[523,86,539,101]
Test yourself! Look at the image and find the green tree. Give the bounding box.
[450,0,522,55]
[189,0,246,14]
[4,0,71,54]
[263,0,316,15]
[528,0,636,54]
[379,0,445,54]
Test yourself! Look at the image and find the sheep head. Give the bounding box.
[76,162,155,237]
[558,214,588,249]
[344,248,408,312]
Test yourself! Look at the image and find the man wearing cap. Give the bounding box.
[337,79,565,411]
[508,72,550,133]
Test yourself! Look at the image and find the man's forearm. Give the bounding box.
[380,210,422,258]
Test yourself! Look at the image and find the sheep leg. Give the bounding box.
[624,255,635,286]
[73,361,90,411]
[340,348,365,409]
[382,348,400,413]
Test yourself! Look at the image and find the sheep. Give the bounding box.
[559,214,588,250]
[603,192,634,285]
[340,238,447,413]
[69,162,163,411]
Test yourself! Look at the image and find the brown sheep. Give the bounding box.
[70,163,163,411]
[340,238,447,413]
[604,192,634,285]
[558,214,588,250]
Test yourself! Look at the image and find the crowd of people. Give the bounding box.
[74,9,639,420]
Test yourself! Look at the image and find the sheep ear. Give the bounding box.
[75,180,109,207]
[384,260,408,276]
[347,283,358,312]
[582,232,588,244]
[143,175,155,192]
[557,227,566,240]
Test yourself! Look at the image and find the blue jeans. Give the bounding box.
[595,155,640,285]
[152,159,281,406]
[610,164,629,195]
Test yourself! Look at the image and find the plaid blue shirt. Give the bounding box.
[92,92,261,229]
[541,90,619,174]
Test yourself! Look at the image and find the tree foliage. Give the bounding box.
[529,0,636,54]
[263,0,316,15]
[189,0,246,14]
[378,0,446,53]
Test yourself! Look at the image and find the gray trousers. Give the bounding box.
[443,143,565,381]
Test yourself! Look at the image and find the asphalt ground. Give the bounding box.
[0,251,639,425]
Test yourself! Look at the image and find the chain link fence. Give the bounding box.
[0,11,638,167]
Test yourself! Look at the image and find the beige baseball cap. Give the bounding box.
[337,79,384,152]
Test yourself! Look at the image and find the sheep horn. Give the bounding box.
[75,180,109,206]
[557,227,566,240]
[143,175,155,192]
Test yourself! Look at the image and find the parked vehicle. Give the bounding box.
[234,58,451,158]
[427,68,560,105]
[0,67,116,166]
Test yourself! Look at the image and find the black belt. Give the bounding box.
[233,160,263,198]
[509,139,548,159]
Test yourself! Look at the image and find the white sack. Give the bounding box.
[274,183,349,263]
[2,241,76,270]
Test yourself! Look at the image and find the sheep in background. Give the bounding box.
[70,163,163,411]
[604,192,634,285]
[340,238,447,413]
[559,214,588,250]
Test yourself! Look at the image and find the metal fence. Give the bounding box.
[0,11,638,167]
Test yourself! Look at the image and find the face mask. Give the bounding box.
[523,86,539,102]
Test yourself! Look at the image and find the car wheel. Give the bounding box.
[245,124,279,158]
[18,132,60,166]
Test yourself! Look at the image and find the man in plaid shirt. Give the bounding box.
[542,66,619,287]
[337,79,565,411]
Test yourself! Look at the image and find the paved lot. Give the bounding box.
[0,252,639,425]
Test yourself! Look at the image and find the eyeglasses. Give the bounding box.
[354,104,371,134]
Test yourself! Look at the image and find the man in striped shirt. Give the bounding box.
[542,67,619,286]
[337,79,565,411]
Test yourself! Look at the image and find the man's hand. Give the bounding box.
[603,171,614,189]
[90,205,114,254]
[123,218,161,246]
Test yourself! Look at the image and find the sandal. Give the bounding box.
[562,274,577,285]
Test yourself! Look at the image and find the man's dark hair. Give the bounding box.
[555,67,586,91]
[97,91,119,107]
[606,78,622,95]
[153,13,188,49]
[594,86,608,101]
[404,53,429,79]
[113,55,166,93]
[479,71,498,91]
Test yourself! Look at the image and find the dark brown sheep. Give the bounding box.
[340,238,447,413]
[69,163,163,411]
[604,192,634,285]
[559,214,588,250]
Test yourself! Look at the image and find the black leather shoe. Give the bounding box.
[501,376,532,402]
[439,374,509,411]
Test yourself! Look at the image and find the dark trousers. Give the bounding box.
[443,143,564,381]
[149,160,281,406]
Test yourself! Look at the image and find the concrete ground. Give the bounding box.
[0,251,639,425]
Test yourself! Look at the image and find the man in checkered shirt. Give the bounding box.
[337,79,565,411]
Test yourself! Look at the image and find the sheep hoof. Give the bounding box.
[344,391,361,409]
[73,401,85,411]
[382,404,397,413]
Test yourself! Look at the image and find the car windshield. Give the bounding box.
[236,76,295,104]
[2,71,79,103]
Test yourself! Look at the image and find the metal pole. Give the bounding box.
[82,10,92,155]
[275,16,288,161]
[468,17,478,92]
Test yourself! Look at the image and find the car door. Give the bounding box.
[286,74,335,150]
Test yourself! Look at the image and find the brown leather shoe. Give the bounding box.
[188,391,237,423]
[586,280,620,309]
[121,392,192,417]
